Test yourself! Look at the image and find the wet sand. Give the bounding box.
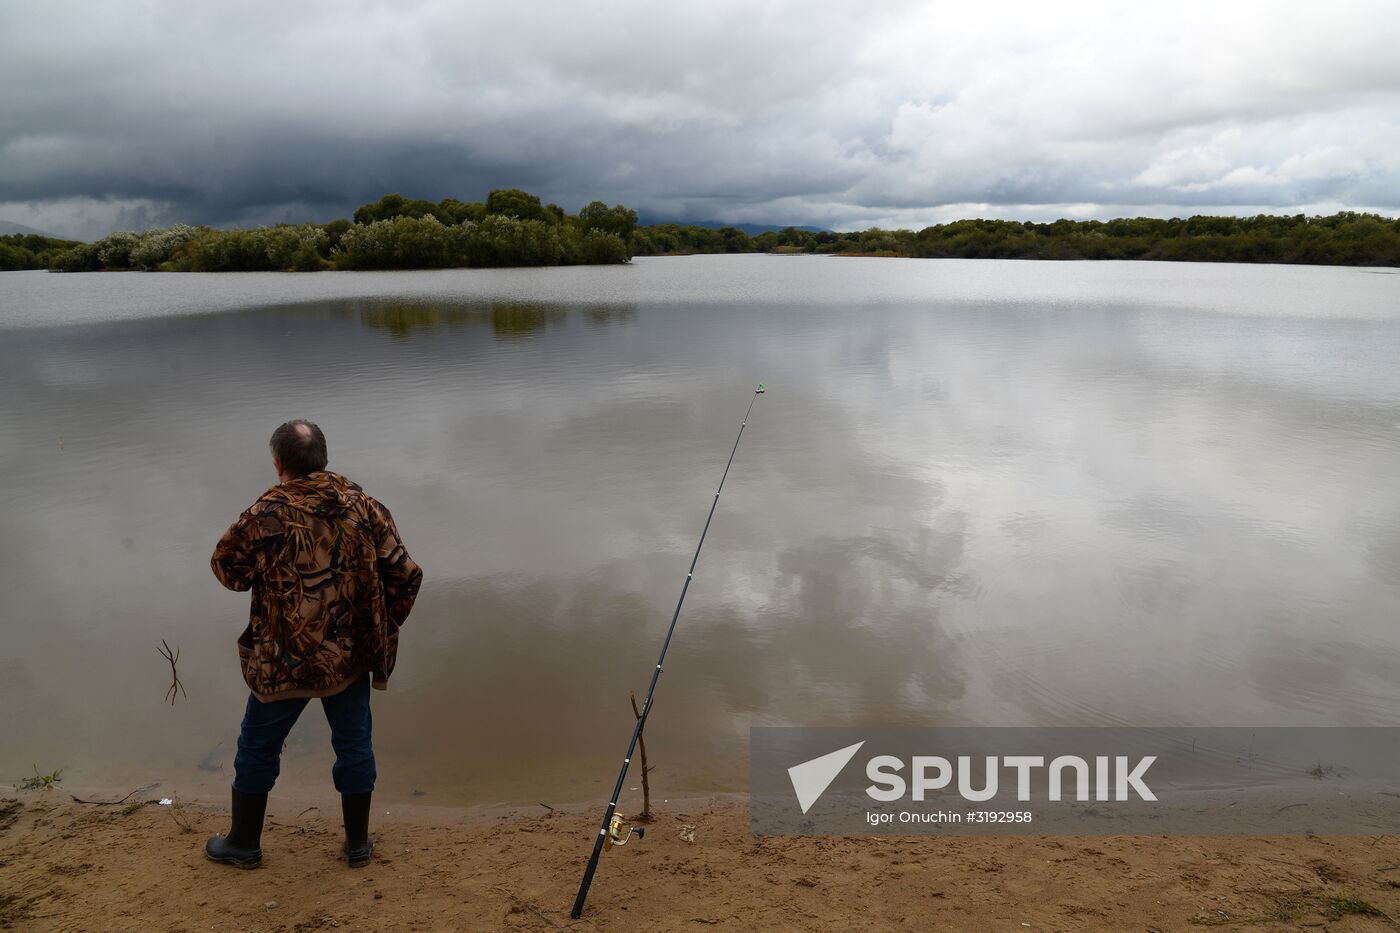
[3,792,1399,931]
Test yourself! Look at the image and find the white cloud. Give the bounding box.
[0,0,1396,238]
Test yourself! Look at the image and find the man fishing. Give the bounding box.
[205,419,423,868]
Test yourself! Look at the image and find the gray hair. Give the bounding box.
[269,419,328,478]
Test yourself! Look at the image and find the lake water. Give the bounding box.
[2,256,1398,807]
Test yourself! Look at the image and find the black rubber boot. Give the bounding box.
[205,788,267,868]
[341,792,373,867]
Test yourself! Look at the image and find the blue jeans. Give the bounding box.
[232,673,376,796]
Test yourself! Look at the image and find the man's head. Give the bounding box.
[269,420,328,483]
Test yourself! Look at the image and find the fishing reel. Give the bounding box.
[604,813,645,851]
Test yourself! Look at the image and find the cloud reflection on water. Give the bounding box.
[1,262,1398,804]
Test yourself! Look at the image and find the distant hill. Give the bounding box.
[0,219,59,237]
[640,218,828,236]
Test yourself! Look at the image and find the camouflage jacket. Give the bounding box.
[211,471,423,701]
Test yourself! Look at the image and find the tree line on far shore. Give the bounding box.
[7,193,1398,273]
[634,212,1400,267]
[0,233,86,271]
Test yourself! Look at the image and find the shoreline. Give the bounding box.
[5,791,1400,930]
[47,776,740,829]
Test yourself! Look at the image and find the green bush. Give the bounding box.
[577,230,630,264]
[262,224,329,271]
[49,243,102,272]
[333,215,457,269]
[181,229,277,271]
[130,225,199,270]
[96,231,142,268]
[484,188,547,222]
[454,215,571,266]
[0,241,36,271]
[579,201,639,239]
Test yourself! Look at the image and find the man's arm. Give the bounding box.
[373,501,423,626]
[210,510,267,592]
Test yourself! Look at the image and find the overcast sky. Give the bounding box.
[2,0,1397,239]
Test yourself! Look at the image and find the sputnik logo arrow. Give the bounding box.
[787,741,865,814]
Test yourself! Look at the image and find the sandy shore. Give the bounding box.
[3,791,1400,931]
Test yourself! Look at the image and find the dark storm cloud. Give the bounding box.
[1,0,1397,238]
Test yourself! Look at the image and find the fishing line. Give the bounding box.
[570,384,765,919]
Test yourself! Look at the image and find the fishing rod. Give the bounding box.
[570,384,765,920]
